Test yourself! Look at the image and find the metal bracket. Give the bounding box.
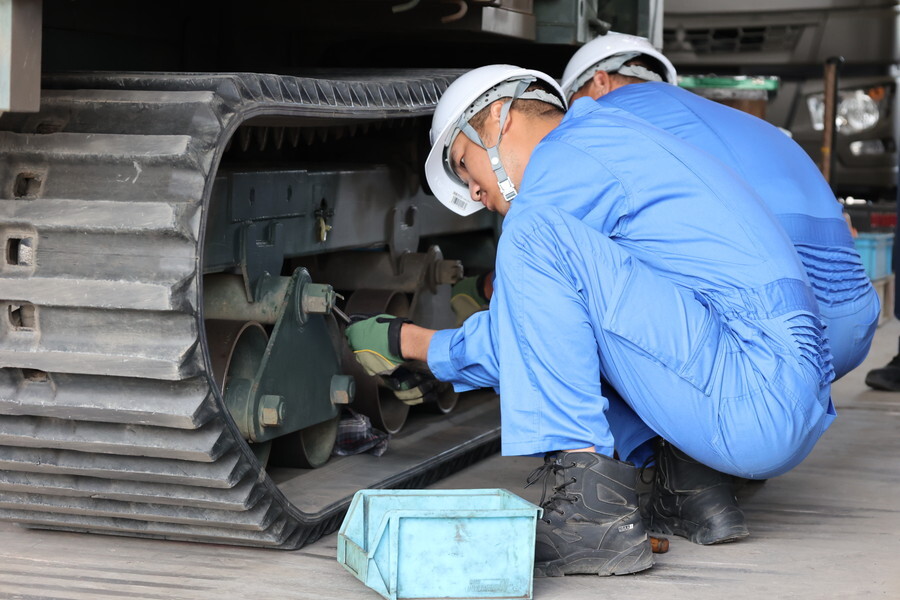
[248,268,341,443]
[388,200,420,270]
[212,268,343,442]
[240,221,284,302]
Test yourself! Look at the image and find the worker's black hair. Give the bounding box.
[468,80,564,136]
[613,54,669,83]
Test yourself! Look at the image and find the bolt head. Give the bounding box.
[259,394,285,426]
[330,375,356,405]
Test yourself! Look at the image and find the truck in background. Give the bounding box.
[664,0,899,227]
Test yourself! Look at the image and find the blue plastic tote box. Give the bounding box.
[337,488,542,600]
[854,232,894,280]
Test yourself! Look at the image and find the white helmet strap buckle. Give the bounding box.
[487,145,517,201]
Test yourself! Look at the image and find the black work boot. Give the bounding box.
[646,439,749,545]
[530,452,653,577]
[865,338,900,391]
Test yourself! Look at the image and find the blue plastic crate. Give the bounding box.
[337,489,542,600]
[854,232,894,280]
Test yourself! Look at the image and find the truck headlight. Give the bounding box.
[849,139,886,156]
[807,86,889,134]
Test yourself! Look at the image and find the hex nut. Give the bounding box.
[259,394,285,427]
[301,283,336,315]
[330,374,356,405]
[433,259,464,285]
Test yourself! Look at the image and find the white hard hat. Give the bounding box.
[425,65,566,216]
[560,32,677,101]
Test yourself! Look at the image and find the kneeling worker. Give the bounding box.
[561,31,878,382]
[345,65,836,577]
[454,34,878,379]
[555,31,880,543]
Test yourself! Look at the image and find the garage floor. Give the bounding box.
[2,320,899,599]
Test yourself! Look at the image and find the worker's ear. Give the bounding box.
[488,99,505,123]
[485,99,509,144]
[498,103,514,137]
[589,70,614,99]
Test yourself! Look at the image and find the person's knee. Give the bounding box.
[709,392,831,479]
[712,422,820,479]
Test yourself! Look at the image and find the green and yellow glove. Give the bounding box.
[344,313,411,376]
[450,273,490,327]
[380,366,439,406]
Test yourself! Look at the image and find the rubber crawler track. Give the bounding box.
[0,71,500,549]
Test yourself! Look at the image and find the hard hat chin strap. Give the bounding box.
[486,145,518,201]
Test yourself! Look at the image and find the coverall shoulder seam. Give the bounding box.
[534,136,637,230]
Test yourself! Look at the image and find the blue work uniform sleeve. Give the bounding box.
[427,310,501,392]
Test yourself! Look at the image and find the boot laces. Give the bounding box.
[638,452,656,485]
[525,455,578,519]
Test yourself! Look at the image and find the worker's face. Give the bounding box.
[446,103,520,216]
[448,134,510,215]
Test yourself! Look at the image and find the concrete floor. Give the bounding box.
[2,321,899,599]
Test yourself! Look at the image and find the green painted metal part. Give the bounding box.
[678,75,780,91]
[221,268,342,444]
[678,75,781,102]
[222,323,269,440]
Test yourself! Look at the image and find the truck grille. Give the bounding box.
[663,25,803,55]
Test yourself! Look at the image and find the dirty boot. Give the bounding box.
[865,339,900,391]
[646,439,749,545]
[530,451,653,577]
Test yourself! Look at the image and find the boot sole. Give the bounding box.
[534,541,654,577]
[649,509,749,545]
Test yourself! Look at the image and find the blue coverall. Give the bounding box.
[598,82,878,380]
[428,99,836,480]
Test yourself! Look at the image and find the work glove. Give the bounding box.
[380,366,441,406]
[450,273,490,327]
[344,313,411,376]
